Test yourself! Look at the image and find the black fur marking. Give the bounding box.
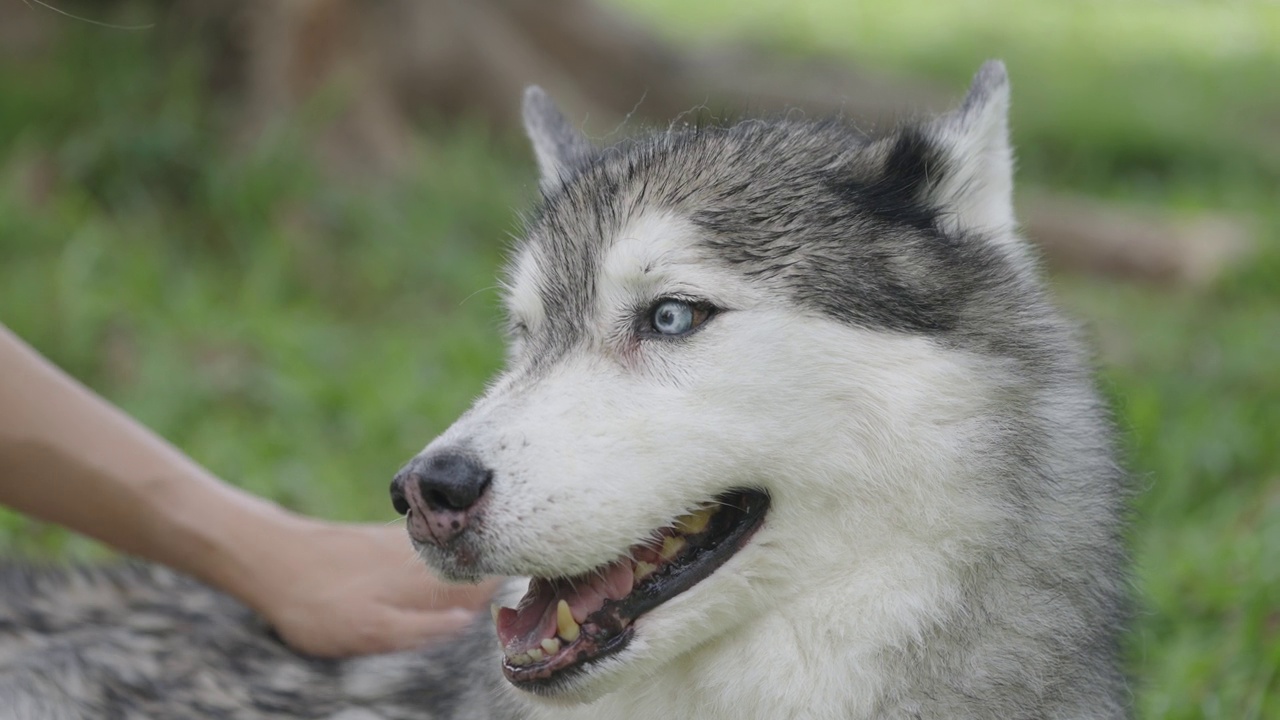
[830,128,947,233]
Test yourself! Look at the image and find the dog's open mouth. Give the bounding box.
[494,489,769,692]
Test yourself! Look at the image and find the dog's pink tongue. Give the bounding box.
[496,585,556,651]
[495,560,635,653]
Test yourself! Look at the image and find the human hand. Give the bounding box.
[237,519,501,658]
[0,325,499,658]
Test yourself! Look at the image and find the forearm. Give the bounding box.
[0,325,289,609]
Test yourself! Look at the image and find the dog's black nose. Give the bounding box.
[391,450,493,546]
[392,447,492,511]
[414,450,492,511]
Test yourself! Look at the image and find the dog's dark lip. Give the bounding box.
[503,626,635,696]
[500,489,770,692]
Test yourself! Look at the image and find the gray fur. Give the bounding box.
[0,62,1129,718]
[522,86,593,195]
[519,61,1024,354]
[0,563,518,719]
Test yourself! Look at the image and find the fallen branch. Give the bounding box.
[1023,194,1255,287]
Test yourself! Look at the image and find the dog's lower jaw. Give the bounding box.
[496,555,873,716]
[493,576,768,706]
[512,604,884,720]
[485,527,785,708]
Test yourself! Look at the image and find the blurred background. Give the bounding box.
[0,0,1276,715]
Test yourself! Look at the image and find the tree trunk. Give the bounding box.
[179,0,951,175]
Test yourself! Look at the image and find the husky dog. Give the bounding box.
[0,62,1129,719]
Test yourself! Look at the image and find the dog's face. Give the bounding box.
[394,63,1036,702]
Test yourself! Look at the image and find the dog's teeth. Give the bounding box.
[541,637,561,655]
[490,604,501,624]
[633,560,658,580]
[674,506,715,534]
[508,652,530,666]
[556,599,581,642]
[660,536,686,560]
[528,647,545,662]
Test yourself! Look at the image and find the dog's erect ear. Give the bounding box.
[522,87,593,194]
[926,61,1017,241]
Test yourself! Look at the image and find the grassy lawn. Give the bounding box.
[1,1,1276,716]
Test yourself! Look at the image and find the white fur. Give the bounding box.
[930,86,1014,238]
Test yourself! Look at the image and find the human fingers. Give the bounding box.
[372,607,480,653]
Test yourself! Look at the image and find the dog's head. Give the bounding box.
[392,62,1046,702]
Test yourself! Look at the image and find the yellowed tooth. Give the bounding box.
[556,599,581,642]
[541,637,561,655]
[633,560,658,580]
[660,535,686,560]
[508,652,530,666]
[674,506,715,534]
[528,647,545,662]
[490,604,501,624]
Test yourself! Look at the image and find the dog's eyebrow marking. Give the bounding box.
[601,212,696,285]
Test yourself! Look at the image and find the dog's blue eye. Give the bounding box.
[651,300,696,336]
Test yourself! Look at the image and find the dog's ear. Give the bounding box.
[925,61,1016,241]
[522,87,593,195]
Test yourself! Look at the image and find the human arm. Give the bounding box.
[0,324,497,657]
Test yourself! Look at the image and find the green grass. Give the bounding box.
[1,2,1277,716]
[0,31,524,541]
